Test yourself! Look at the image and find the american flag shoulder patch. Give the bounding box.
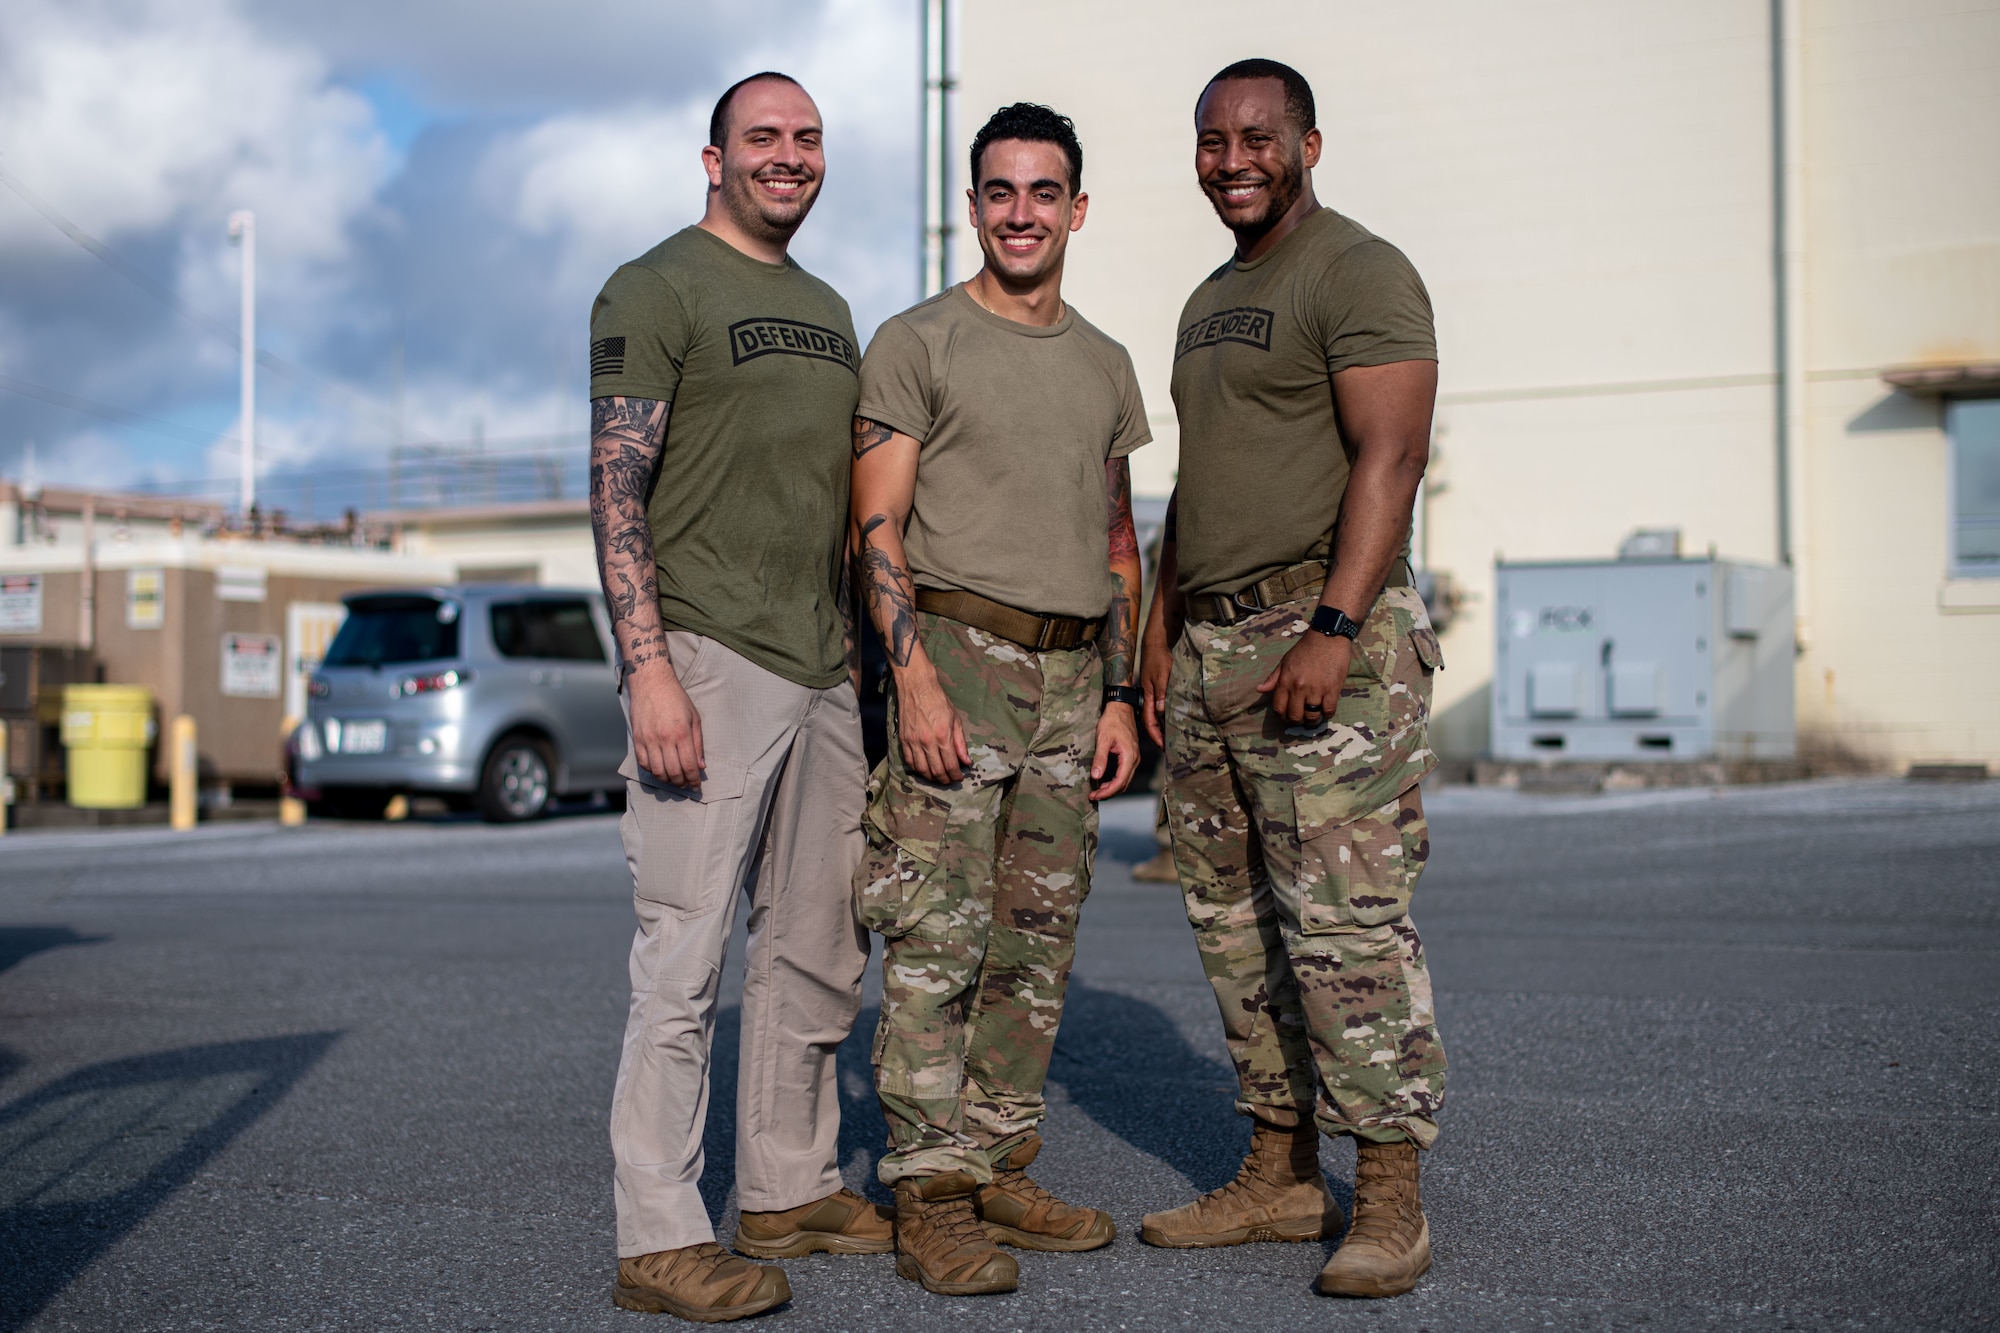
[590,336,627,378]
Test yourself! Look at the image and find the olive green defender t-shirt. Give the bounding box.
[1170,207,1436,600]
[589,226,859,688]
[857,284,1150,620]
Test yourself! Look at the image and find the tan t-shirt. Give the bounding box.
[1170,208,1436,600]
[589,227,859,688]
[857,285,1151,619]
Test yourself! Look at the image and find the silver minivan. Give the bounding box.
[295,585,625,821]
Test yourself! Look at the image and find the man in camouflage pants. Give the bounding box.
[849,103,1150,1296]
[1137,60,1448,1299]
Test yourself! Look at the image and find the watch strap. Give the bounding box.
[1103,684,1144,709]
[1310,606,1362,641]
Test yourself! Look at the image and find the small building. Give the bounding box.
[1,481,454,797]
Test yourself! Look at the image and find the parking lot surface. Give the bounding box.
[2,776,1995,1331]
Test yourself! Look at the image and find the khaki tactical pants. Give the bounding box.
[1163,585,1448,1147]
[610,632,869,1256]
[856,613,1102,1184]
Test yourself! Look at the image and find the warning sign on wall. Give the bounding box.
[221,632,283,698]
[0,573,42,634]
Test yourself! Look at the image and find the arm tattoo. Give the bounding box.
[589,396,671,673]
[1102,458,1140,687]
[1103,574,1136,688]
[852,416,895,458]
[858,513,920,667]
[838,541,860,681]
[1106,458,1138,563]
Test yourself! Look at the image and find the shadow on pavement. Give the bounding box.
[0,1032,342,1332]
[1051,981,1245,1192]
[695,1004,889,1227]
[0,926,105,979]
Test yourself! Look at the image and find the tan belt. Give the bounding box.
[915,588,1103,651]
[1187,557,1415,625]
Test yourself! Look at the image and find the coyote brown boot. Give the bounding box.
[1140,1119,1341,1248]
[975,1133,1115,1252]
[1318,1139,1431,1298]
[893,1171,1020,1295]
[734,1187,894,1259]
[613,1243,791,1322]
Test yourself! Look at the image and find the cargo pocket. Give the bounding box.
[854,759,959,939]
[623,759,750,918]
[1293,783,1428,933]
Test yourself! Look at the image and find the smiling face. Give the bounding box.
[704,79,825,245]
[1194,77,1321,243]
[969,138,1086,288]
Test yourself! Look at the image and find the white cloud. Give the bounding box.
[501,103,710,300]
[0,0,391,261]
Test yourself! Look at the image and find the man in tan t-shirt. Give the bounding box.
[849,102,1149,1297]
[1136,59,1447,1300]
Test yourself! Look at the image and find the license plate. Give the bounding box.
[340,719,387,754]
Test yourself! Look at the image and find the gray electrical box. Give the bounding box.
[1492,556,1795,762]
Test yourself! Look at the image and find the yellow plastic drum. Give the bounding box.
[61,684,156,809]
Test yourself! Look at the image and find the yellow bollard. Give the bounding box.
[279,715,307,827]
[170,714,198,831]
[384,793,409,822]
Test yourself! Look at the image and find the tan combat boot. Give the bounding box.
[1318,1139,1431,1298]
[1139,1119,1342,1248]
[975,1133,1115,1252]
[734,1186,895,1259]
[613,1243,790,1322]
[893,1171,1020,1295]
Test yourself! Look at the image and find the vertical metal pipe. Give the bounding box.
[918,0,930,299]
[938,0,954,287]
[229,211,257,519]
[1771,0,1809,634]
[79,498,95,652]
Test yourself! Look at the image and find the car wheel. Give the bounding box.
[479,735,553,823]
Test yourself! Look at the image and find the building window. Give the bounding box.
[1951,397,2000,575]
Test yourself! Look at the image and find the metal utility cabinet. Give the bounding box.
[1492,557,1796,762]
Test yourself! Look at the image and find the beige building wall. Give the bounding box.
[954,0,2000,769]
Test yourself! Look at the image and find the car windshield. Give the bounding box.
[323,596,461,667]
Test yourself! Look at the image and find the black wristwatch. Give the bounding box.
[1310,606,1362,641]
[1104,684,1144,709]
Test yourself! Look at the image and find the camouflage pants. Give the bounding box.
[1163,585,1448,1147]
[856,612,1102,1184]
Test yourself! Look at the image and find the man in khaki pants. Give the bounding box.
[588,70,890,1323]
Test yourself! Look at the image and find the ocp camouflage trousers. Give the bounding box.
[1163,584,1448,1147]
[856,611,1101,1184]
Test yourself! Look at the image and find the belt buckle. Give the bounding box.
[1228,586,1265,621]
[1035,619,1057,652]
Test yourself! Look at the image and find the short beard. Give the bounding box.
[1205,145,1305,246]
[720,164,818,245]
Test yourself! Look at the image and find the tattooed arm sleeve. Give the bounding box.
[589,395,671,676]
[849,416,926,671]
[1102,456,1142,688]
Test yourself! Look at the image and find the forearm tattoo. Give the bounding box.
[852,416,895,459]
[858,513,920,667]
[1103,458,1139,686]
[589,396,670,673]
[838,543,861,680]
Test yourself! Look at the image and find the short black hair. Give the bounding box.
[969,102,1083,194]
[708,71,804,149]
[1202,58,1316,136]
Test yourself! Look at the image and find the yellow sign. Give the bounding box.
[127,568,165,629]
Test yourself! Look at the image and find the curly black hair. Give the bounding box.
[969,102,1083,194]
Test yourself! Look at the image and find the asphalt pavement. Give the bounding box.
[1,777,1995,1331]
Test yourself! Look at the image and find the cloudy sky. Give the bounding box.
[0,0,920,512]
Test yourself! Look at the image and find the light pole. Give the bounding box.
[228,210,256,520]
